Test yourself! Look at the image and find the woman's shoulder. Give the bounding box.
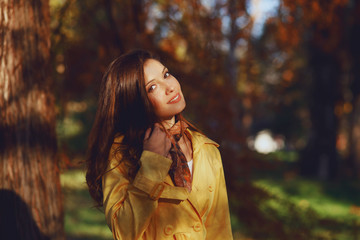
[187,129,223,169]
[107,135,127,172]
[113,135,124,144]
[109,135,124,157]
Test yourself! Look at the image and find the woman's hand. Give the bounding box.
[143,123,172,157]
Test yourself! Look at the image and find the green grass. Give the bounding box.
[240,171,360,239]
[254,178,356,220]
[61,169,113,240]
[227,149,360,240]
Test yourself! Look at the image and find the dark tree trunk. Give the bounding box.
[226,0,248,136]
[0,0,64,239]
[346,2,360,177]
[299,42,340,180]
[348,96,360,177]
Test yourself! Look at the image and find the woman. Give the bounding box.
[86,50,233,240]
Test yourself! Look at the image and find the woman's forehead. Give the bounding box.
[144,58,164,69]
[144,59,166,82]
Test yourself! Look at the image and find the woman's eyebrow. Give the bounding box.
[145,66,167,87]
[145,79,154,87]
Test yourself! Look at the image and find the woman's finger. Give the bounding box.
[153,123,167,133]
[144,127,152,140]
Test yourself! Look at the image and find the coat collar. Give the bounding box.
[185,129,219,218]
[185,129,219,150]
[113,129,218,147]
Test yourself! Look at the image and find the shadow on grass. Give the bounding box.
[226,150,360,240]
[230,181,357,240]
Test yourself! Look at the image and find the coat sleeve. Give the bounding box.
[204,148,233,240]
[102,146,173,240]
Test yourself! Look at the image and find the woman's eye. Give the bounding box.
[164,72,170,78]
[148,84,156,92]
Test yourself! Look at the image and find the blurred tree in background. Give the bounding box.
[266,0,360,180]
[0,0,64,239]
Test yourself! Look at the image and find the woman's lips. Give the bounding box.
[168,93,181,104]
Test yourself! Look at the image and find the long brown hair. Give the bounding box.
[86,50,158,206]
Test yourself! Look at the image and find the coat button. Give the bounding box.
[208,185,214,192]
[193,222,202,232]
[164,224,174,235]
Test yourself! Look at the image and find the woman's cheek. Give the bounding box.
[149,96,161,113]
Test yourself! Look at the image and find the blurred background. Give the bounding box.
[50,0,360,239]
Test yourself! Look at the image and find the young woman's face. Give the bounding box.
[144,59,186,122]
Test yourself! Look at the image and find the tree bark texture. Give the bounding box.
[0,0,64,239]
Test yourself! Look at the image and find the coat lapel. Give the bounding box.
[161,129,219,217]
[186,129,206,218]
[187,147,202,217]
[186,129,219,218]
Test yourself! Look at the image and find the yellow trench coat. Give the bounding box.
[102,129,233,240]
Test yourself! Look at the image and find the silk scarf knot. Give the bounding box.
[166,120,192,192]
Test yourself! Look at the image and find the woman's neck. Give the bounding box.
[161,116,176,130]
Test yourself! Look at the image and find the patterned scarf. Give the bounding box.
[166,120,192,192]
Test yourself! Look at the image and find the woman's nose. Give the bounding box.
[165,84,175,95]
